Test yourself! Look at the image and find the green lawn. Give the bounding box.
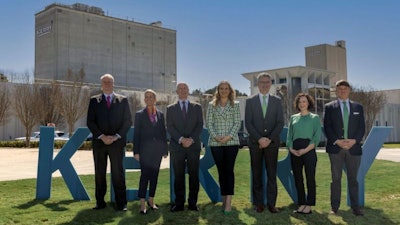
[0,150,399,225]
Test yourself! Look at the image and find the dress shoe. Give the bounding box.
[352,208,364,216]
[329,208,338,215]
[116,205,127,211]
[267,205,280,213]
[170,204,184,212]
[92,204,106,210]
[147,201,159,210]
[188,205,199,211]
[223,210,232,215]
[254,205,264,213]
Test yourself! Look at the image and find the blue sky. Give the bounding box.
[1,0,399,95]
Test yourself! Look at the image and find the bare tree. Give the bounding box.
[35,81,65,129]
[0,82,11,126]
[12,82,39,146]
[128,92,142,123]
[57,68,90,136]
[350,85,387,137]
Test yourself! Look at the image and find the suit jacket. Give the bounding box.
[323,99,365,155]
[206,101,241,147]
[133,108,168,157]
[166,100,203,151]
[87,93,132,149]
[245,94,284,148]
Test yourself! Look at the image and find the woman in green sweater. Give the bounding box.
[286,93,321,214]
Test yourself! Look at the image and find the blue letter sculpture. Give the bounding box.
[36,126,392,207]
[252,126,392,206]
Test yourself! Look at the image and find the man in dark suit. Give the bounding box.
[324,80,365,216]
[167,82,203,212]
[87,74,132,211]
[245,72,284,213]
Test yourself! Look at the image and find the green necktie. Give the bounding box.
[342,101,349,139]
[262,95,267,118]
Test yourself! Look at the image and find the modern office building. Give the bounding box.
[305,40,347,85]
[35,3,177,93]
[242,41,347,124]
[242,66,334,125]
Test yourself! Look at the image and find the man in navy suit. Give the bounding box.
[87,74,132,211]
[245,72,284,213]
[324,80,365,216]
[167,82,203,212]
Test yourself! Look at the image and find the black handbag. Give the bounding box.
[292,138,310,150]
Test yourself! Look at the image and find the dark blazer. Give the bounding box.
[324,99,365,155]
[133,108,168,157]
[166,101,203,151]
[87,93,132,149]
[245,94,284,148]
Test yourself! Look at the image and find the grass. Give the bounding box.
[0,150,399,225]
[382,143,400,148]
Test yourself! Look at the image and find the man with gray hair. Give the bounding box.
[245,72,284,213]
[87,74,132,211]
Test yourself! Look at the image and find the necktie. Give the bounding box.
[262,95,267,118]
[106,96,111,108]
[182,101,187,119]
[342,101,349,139]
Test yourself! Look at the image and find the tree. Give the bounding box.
[12,82,39,147]
[34,81,65,129]
[57,68,90,136]
[350,85,387,138]
[0,82,11,126]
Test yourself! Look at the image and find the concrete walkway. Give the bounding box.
[0,147,398,182]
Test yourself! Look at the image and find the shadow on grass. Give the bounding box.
[56,207,120,225]
[15,199,76,211]
[329,207,398,225]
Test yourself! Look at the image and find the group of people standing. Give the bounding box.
[86,72,365,217]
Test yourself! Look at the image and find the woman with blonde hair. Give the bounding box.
[206,81,241,214]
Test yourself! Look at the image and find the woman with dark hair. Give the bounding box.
[286,93,321,214]
[206,81,241,214]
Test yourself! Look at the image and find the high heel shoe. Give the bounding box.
[140,208,147,215]
[147,201,159,210]
[301,206,312,214]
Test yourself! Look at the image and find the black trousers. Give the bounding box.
[93,145,127,208]
[211,145,239,195]
[138,155,162,198]
[290,149,317,206]
[249,145,279,206]
[171,149,200,207]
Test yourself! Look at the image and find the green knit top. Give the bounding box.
[286,112,321,149]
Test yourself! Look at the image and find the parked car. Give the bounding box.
[15,130,67,142]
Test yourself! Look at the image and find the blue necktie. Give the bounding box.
[182,101,187,119]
